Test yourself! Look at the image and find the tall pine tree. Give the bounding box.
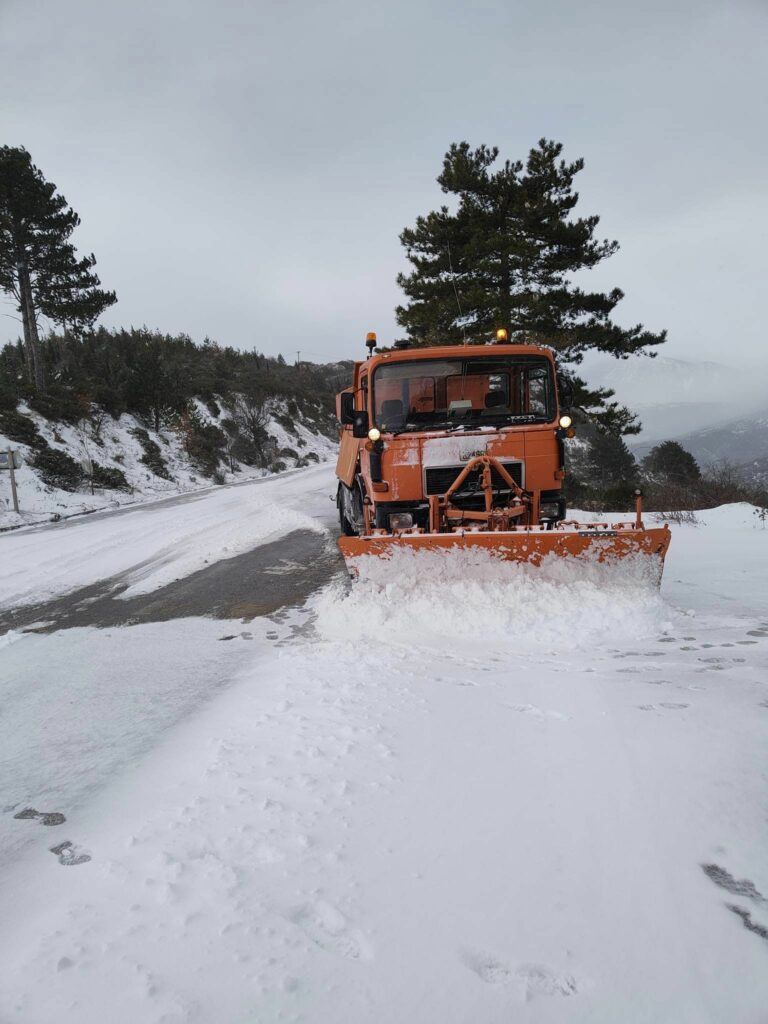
[396,140,666,431]
[0,146,116,393]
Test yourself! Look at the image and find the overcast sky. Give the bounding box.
[1,0,766,369]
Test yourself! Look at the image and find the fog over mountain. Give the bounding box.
[581,353,767,442]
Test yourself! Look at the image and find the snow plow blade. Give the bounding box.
[338,523,671,571]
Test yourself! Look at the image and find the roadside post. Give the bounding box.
[1,449,22,514]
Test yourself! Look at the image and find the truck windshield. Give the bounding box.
[372,355,555,433]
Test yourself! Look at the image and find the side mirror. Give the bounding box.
[352,410,370,438]
[557,374,574,411]
[339,392,355,425]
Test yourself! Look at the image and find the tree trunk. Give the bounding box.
[17,268,35,387]
[500,251,511,329]
[17,263,45,394]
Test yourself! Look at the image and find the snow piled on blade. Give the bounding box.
[314,546,675,653]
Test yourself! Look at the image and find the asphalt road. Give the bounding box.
[0,466,348,636]
[0,528,345,635]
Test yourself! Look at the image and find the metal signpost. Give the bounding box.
[0,449,22,514]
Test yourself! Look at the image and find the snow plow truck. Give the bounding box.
[335,331,671,575]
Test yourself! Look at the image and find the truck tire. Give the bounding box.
[337,481,363,536]
[340,509,356,536]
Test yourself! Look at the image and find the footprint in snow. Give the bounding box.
[701,863,765,902]
[508,704,568,721]
[287,900,373,961]
[726,905,768,942]
[698,656,746,665]
[13,807,66,826]
[50,841,91,866]
[461,950,581,1002]
[701,865,768,943]
[636,702,689,712]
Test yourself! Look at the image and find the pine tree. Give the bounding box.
[642,441,701,485]
[0,146,116,393]
[586,429,639,488]
[396,140,666,431]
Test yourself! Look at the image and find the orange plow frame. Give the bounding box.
[338,454,671,572]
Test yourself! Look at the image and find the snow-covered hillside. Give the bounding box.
[0,399,337,531]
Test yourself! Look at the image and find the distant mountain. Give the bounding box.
[631,411,768,480]
[579,354,765,441]
[737,455,768,486]
[678,413,768,464]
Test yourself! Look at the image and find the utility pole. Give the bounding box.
[295,350,301,367]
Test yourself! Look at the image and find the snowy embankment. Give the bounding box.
[1,488,767,1023]
[0,397,336,530]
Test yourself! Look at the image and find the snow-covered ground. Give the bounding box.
[1,475,766,1023]
[0,399,336,530]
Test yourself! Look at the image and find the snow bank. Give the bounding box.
[314,546,676,653]
[687,501,764,528]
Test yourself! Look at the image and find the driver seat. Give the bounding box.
[380,398,405,428]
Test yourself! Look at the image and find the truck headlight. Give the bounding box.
[389,512,413,531]
[559,415,572,429]
[368,427,381,441]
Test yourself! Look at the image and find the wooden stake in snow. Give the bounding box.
[2,449,21,514]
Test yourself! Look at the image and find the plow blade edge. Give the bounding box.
[338,525,671,569]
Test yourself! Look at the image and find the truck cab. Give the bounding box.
[335,339,572,538]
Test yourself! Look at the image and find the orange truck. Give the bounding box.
[335,332,671,573]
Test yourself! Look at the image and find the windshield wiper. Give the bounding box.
[390,414,548,436]
[390,420,455,435]
[488,413,547,426]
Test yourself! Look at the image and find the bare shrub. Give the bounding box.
[653,509,700,526]
[232,394,270,448]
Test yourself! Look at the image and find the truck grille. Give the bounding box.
[424,461,523,496]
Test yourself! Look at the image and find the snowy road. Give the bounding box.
[0,465,344,870]
[1,469,767,1023]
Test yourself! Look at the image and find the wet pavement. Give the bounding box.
[0,529,347,636]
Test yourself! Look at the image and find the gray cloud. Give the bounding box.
[1,0,766,366]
